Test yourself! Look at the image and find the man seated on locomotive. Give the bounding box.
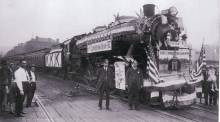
[96,59,114,110]
[126,60,143,110]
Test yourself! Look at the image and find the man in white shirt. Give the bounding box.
[14,60,30,117]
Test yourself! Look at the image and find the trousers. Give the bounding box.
[22,81,30,105]
[15,84,24,115]
[128,88,140,109]
[98,85,110,108]
[27,82,36,107]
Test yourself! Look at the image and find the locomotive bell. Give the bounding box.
[143,4,155,18]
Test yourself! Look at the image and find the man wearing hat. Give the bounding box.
[126,60,143,110]
[96,59,114,110]
[26,65,36,107]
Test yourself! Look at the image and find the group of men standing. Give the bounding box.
[96,59,143,110]
[96,58,219,110]
[0,59,36,117]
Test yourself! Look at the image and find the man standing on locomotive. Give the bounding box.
[126,60,143,110]
[14,60,30,117]
[96,59,114,110]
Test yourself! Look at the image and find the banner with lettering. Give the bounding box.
[114,62,126,90]
[87,39,112,53]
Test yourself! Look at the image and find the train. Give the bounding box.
[6,4,200,108]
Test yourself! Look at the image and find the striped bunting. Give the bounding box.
[146,43,160,83]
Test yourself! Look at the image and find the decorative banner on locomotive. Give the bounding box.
[87,39,112,53]
[159,49,190,60]
[114,62,126,90]
[159,49,190,72]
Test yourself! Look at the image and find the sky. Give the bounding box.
[0,0,219,50]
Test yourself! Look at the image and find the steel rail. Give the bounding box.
[40,73,217,122]
[35,95,56,122]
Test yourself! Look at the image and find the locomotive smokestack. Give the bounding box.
[143,4,155,18]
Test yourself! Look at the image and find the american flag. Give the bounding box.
[190,44,206,80]
[146,43,160,83]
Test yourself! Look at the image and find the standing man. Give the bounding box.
[8,63,17,114]
[14,60,30,117]
[0,60,10,112]
[215,68,219,90]
[26,65,36,107]
[96,59,114,110]
[7,62,16,114]
[214,68,219,105]
[126,60,143,110]
[208,66,217,105]
[202,67,209,105]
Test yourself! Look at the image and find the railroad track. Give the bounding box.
[191,105,218,115]
[35,95,55,122]
[81,81,219,122]
[76,82,198,122]
[40,74,218,122]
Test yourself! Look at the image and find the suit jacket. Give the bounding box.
[126,67,143,92]
[0,65,10,86]
[96,67,114,90]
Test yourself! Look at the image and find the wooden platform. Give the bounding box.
[0,74,218,122]
[0,104,48,122]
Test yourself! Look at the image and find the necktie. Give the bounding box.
[24,70,29,81]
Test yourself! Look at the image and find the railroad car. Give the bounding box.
[6,48,49,69]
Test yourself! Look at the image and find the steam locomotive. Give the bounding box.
[6,4,197,108]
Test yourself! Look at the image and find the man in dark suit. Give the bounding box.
[202,67,209,105]
[96,59,114,110]
[0,60,10,112]
[126,60,143,110]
